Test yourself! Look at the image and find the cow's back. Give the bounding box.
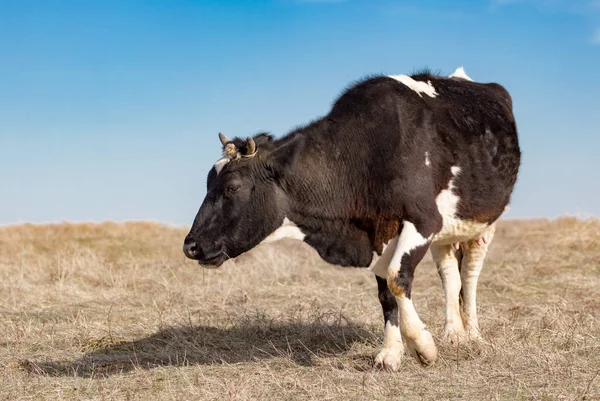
[322,73,521,226]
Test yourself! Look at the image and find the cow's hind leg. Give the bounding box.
[430,243,465,343]
[388,218,441,366]
[460,224,496,340]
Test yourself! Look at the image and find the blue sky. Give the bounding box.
[1,0,599,225]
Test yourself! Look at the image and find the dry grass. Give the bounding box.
[1,218,599,400]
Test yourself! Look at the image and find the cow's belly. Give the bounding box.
[432,217,489,245]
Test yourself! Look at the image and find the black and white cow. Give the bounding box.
[183,67,521,371]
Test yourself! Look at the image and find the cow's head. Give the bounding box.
[183,132,303,267]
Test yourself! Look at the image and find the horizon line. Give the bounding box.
[1,213,598,229]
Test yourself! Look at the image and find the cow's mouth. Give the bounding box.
[197,252,228,268]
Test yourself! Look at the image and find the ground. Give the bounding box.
[1,218,599,400]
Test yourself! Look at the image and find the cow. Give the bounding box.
[183,66,521,371]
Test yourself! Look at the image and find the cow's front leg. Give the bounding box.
[388,220,439,366]
[370,237,404,371]
[374,276,403,371]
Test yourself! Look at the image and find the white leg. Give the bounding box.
[374,321,404,371]
[397,295,437,365]
[430,243,465,342]
[388,221,437,366]
[460,224,495,340]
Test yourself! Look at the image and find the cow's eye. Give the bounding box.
[228,184,241,194]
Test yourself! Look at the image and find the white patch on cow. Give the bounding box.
[432,166,489,244]
[369,236,398,278]
[449,66,473,82]
[374,321,404,371]
[388,221,432,276]
[260,217,305,244]
[382,321,402,349]
[425,151,431,166]
[398,296,425,338]
[214,157,230,175]
[388,74,438,98]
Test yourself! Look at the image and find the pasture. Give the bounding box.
[1,218,599,400]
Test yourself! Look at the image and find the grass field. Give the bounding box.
[1,218,599,400]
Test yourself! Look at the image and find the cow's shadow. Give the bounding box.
[24,315,376,378]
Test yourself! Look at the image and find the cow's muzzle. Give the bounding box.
[183,240,200,259]
[182,237,227,267]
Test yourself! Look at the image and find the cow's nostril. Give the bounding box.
[183,241,199,259]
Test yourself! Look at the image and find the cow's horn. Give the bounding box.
[218,132,230,146]
[246,137,256,157]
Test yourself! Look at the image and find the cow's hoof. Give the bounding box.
[374,348,403,372]
[405,329,437,366]
[442,326,467,344]
[465,327,484,342]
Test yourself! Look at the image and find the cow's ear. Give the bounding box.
[267,135,305,177]
[253,133,275,147]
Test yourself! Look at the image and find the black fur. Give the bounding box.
[377,276,398,327]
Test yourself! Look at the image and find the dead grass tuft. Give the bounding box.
[1,217,599,400]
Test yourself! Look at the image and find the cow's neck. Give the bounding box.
[274,131,375,268]
[280,128,352,218]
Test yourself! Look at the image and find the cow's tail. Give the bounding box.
[456,248,465,315]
